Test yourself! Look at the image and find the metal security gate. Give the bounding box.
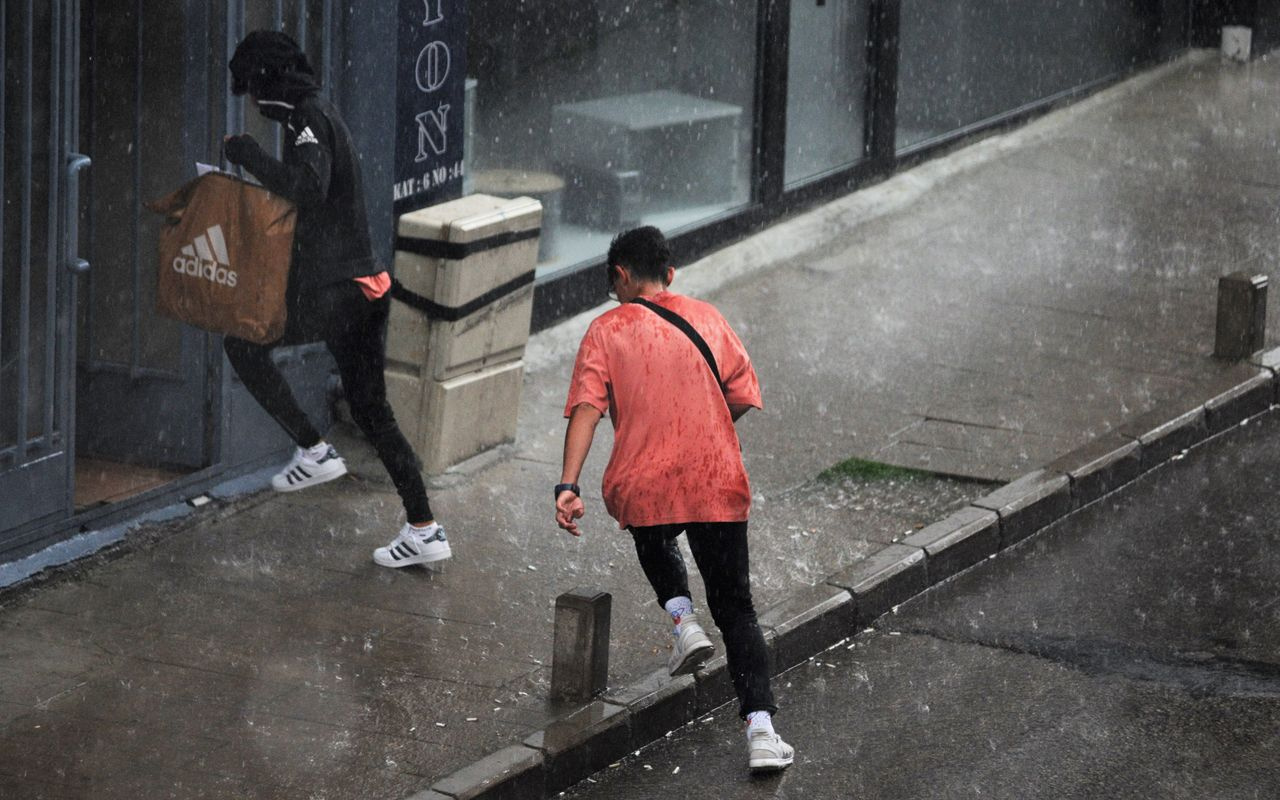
[0,1,87,548]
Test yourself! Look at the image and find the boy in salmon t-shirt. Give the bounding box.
[554,226,794,773]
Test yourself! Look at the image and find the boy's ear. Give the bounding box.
[664,265,675,286]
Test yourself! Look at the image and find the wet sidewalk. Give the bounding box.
[4,51,1279,799]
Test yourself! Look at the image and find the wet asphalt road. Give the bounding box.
[562,410,1280,800]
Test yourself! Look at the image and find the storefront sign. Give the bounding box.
[394,0,467,212]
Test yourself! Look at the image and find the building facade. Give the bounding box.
[1,1,1204,564]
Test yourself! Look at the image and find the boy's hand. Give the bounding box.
[555,491,585,536]
[223,133,262,166]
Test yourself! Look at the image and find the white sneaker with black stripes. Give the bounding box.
[373,522,452,568]
[270,444,347,492]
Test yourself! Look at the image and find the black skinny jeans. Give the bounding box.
[223,280,433,523]
[630,521,776,719]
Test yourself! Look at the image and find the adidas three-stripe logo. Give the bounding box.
[294,126,318,146]
[284,466,312,485]
[387,529,445,561]
[388,542,417,561]
[172,225,238,287]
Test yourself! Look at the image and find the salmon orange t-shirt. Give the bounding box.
[564,291,762,529]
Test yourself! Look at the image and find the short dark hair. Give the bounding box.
[607,226,671,283]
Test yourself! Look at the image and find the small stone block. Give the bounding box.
[404,792,453,800]
[550,588,612,704]
[972,469,1072,549]
[603,668,696,748]
[900,506,1000,585]
[691,653,736,716]
[825,544,927,625]
[1214,272,1267,360]
[429,745,544,800]
[1203,367,1273,435]
[1117,403,1208,471]
[758,583,855,671]
[523,701,630,796]
[1046,432,1141,508]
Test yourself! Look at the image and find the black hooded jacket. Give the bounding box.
[226,32,378,294]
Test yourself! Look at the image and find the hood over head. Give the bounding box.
[229,30,320,108]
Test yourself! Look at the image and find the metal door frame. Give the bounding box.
[0,0,91,556]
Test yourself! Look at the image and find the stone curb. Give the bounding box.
[415,348,1280,800]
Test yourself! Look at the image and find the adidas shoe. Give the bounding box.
[748,729,795,772]
[270,445,347,492]
[373,522,452,568]
[667,614,715,676]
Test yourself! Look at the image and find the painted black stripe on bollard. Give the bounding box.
[395,227,541,260]
[389,270,534,322]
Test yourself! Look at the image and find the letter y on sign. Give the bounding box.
[422,0,444,25]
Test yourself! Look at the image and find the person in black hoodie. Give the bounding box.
[222,30,450,569]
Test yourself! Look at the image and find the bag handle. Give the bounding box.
[630,297,726,395]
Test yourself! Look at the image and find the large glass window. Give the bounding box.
[897,0,1171,151]
[785,0,871,187]
[466,0,758,277]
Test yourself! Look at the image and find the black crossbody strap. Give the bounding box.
[630,298,726,394]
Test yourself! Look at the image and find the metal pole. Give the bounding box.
[131,0,144,376]
[17,0,34,460]
[44,0,62,450]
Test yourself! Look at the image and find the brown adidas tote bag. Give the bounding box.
[148,172,296,344]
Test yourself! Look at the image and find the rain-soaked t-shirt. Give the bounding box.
[564,291,762,529]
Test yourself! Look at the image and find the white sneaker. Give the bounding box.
[748,729,795,772]
[373,522,452,568]
[270,445,347,492]
[667,614,715,676]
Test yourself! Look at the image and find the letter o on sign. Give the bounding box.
[416,41,450,93]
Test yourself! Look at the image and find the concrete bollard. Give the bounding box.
[1214,272,1268,361]
[550,588,612,704]
[1222,26,1252,63]
[385,194,541,473]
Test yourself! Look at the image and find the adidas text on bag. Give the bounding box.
[148,172,296,344]
[173,225,238,287]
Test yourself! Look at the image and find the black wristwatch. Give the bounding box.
[554,483,580,501]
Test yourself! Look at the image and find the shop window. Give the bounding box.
[897,0,1168,151]
[785,0,871,188]
[466,0,758,277]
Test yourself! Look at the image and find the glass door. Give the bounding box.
[73,1,212,510]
